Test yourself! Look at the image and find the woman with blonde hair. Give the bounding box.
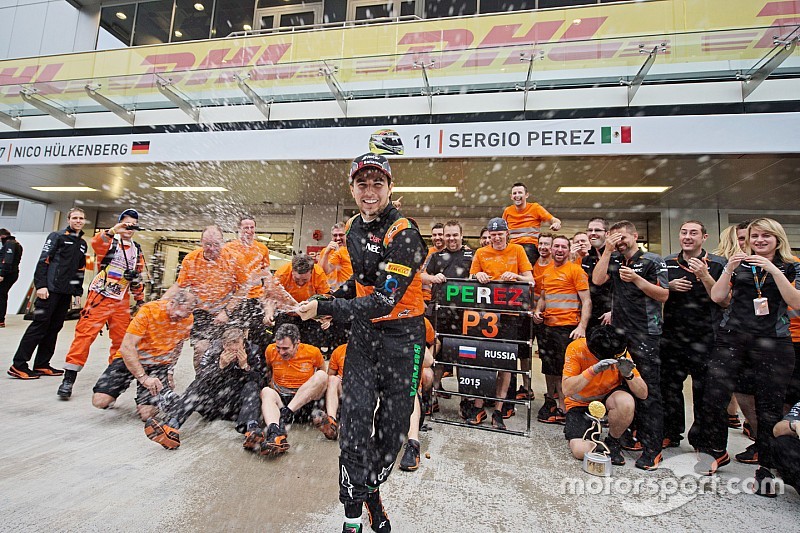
[714,225,740,259]
[695,218,800,495]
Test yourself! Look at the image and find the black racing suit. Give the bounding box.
[316,204,426,507]
[13,227,87,369]
[0,235,23,322]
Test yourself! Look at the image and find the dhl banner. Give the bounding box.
[0,113,797,165]
[0,0,798,102]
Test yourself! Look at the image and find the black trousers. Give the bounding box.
[660,331,713,447]
[627,333,663,455]
[13,292,72,368]
[168,339,266,434]
[0,271,19,322]
[696,331,794,468]
[339,316,423,505]
[772,435,800,493]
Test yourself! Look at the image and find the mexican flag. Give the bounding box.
[601,126,632,144]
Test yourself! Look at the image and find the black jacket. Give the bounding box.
[0,236,22,276]
[319,204,426,323]
[34,227,88,295]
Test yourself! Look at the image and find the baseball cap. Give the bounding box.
[349,153,392,183]
[487,217,508,232]
[119,208,139,222]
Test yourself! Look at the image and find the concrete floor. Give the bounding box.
[0,313,797,532]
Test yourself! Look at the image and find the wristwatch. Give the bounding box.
[624,373,635,381]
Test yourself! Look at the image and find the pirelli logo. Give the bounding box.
[386,263,412,277]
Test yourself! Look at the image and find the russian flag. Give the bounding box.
[458,345,477,359]
[107,270,122,280]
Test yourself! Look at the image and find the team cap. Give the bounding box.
[119,208,139,222]
[487,217,508,232]
[349,153,392,183]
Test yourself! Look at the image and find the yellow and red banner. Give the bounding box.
[0,0,797,101]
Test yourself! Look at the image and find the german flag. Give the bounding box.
[131,141,150,155]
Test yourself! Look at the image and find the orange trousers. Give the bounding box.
[63,291,131,372]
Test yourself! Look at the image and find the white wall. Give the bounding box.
[0,0,99,60]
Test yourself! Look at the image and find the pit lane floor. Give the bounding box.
[0,314,796,532]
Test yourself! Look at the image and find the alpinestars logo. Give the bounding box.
[378,462,394,483]
[341,465,354,499]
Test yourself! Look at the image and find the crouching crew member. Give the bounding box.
[92,289,195,420]
[562,326,647,466]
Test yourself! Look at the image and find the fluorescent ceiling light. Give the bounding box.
[31,186,97,192]
[154,186,228,192]
[557,186,670,194]
[392,186,458,193]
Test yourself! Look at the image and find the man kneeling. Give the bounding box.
[562,326,647,466]
[250,324,328,456]
[92,289,195,420]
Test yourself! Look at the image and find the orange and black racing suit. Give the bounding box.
[316,204,426,508]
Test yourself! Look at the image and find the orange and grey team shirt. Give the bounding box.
[562,338,641,412]
[112,300,193,366]
[274,262,331,303]
[266,342,324,390]
[421,246,440,301]
[176,247,247,313]
[424,317,435,347]
[89,232,145,302]
[223,239,270,299]
[321,245,353,289]
[541,262,589,327]
[329,343,347,378]
[532,259,553,306]
[502,202,554,246]
[470,243,533,280]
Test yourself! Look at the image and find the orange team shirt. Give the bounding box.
[541,262,589,327]
[329,343,347,378]
[533,259,553,303]
[112,299,193,366]
[274,262,330,302]
[562,338,641,412]
[223,239,270,299]
[421,246,439,301]
[177,247,246,312]
[470,243,533,280]
[266,342,324,390]
[424,317,435,347]
[502,202,553,245]
[328,246,353,286]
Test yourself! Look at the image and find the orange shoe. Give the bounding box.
[243,428,265,452]
[312,409,339,440]
[7,365,40,380]
[259,423,289,457]
[144,418,180,450]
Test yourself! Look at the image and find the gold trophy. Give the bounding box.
[582,400,612,477]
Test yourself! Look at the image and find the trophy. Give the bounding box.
[582,400,612,477]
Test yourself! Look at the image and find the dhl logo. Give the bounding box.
[0,1,797,97]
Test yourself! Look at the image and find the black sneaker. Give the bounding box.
[399,440,420,472]
[694,449,730,476]
[604,435,625,466]
[537,396,556,422]
[635,450,663,471]
[466,405,486,425]
[259,423,289,457]
[501,403,516,419]
[33,365,64,377]
[364,489,391,533]
[491,410,506,430]
[735,443,759,464]
[57,370,78,400]
[243,427,265,452]
[753,467,777,498]
[7,364,40,380]
[742,421,755,441]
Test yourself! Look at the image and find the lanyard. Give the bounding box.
[751,265,768,299]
